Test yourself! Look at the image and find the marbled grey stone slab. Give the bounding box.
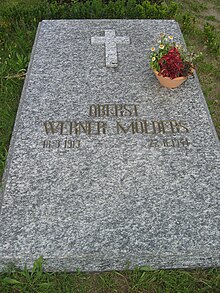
[0,20,220,272]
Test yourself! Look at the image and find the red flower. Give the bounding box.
[158,47,187,79]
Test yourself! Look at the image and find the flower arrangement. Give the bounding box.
[149,34,195,80]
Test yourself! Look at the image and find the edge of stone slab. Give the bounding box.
[40,18,177,24]
[0,252,219,272]
[0,22,42,211]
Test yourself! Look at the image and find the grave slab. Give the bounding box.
[0,20,220,271]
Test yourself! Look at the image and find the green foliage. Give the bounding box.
[51,0,165,4]
[105,0,126,19]
[0,0,178,24]
[0,257,220,292]
[0,257,53,293]
[180,13,196,33]
[203,23,220,55]
[188,0,207,12]
[0,0,49,30]
[205,15,217,21]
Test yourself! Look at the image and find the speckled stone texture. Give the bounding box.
[0,20,220,271]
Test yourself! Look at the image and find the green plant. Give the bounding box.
[203,23,220,55]
[0,257,53,293]
[181,13,196,33]
[149,34,196,78]
[0,0,178,22]
[205,15,217,21]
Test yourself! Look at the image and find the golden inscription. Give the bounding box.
[89,104,139,117]
[44,121,107,136]
[149,137,190,148]
[43,139,81,149]
[116,120,189,135]
[42,103,191,150]
[43,140,51,148]
[64,139,81,149]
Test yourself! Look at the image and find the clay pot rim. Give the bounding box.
[153,70,191,81]
[153,68,195,80]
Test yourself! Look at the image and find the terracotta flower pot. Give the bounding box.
[154,70,188,89]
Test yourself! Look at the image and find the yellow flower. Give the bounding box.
[151,47,155,51]
[168,35,173,40]
[152,57,156,61]
[159,44,164,49]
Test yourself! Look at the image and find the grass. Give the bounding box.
[0,257,220,292]
[0,0,220,292]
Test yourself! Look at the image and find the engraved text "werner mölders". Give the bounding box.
[44,120,189,135]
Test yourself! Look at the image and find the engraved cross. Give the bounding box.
[91,29,130,68]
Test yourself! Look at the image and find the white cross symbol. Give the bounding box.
[91,29,130,68]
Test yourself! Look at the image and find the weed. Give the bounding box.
[203,23,220,55]
[0,257,54,293]
[180,13,196,33]
[1,258,220,293]
[205,15,217,21]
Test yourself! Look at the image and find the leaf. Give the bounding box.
[2,277,21,285]
[31,256,43,276]
[39,282,52,288]
[139,266,155,272]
